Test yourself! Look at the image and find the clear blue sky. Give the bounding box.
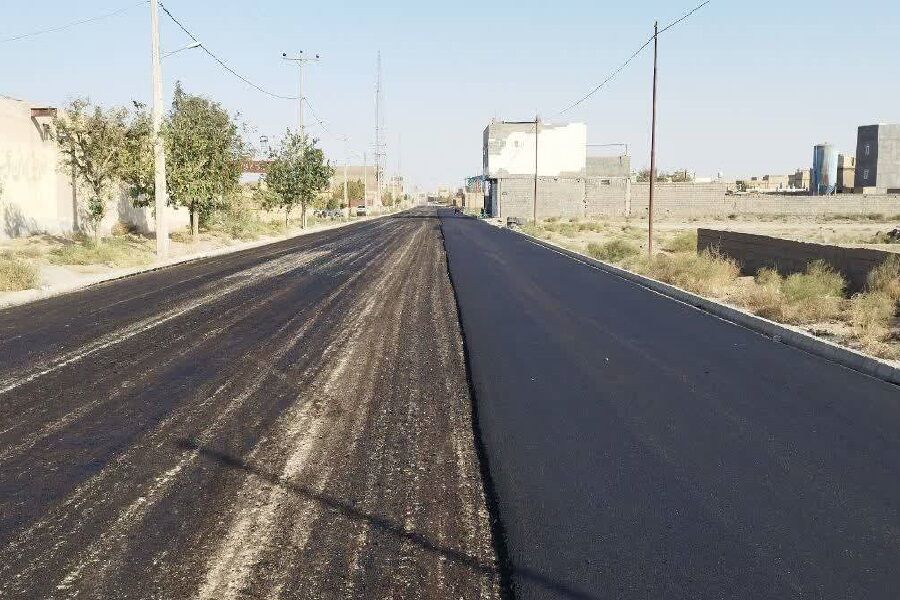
[2,1,898,190]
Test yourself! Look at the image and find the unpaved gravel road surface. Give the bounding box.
[0,208,500,599]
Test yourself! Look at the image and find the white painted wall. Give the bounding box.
[0,96,76,238]
[0,95,189,239]
[485,122,586,178]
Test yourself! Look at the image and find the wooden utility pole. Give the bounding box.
[533,115,539,223]
[648,21,659,256]
[150,0,169,259]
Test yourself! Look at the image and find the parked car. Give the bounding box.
[356,205,367,216]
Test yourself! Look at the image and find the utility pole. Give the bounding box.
[374,51,384,207]
[282,51,320,140]
[150,0,168,259]
[533,114,539,224]
[343,158,349,217]
[648,21,659,256]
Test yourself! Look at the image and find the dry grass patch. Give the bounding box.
[744,262,846,324]
[867,255,900,302]
[49,235,154,268]
[663,230,697,253]
[626,249,740,296]
[0,252,40,291]
[587,239,640,262]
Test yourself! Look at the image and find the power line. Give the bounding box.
[0,2,146,44]
[157,2,298,100]
[302,97,333,135]
[556,0,711,116]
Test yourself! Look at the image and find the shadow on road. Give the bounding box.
[176,438,600,600]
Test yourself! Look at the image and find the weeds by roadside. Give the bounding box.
[625,248,740,296]
[49,235,153,268]
[0,252,40,291]
[587,239,640,262]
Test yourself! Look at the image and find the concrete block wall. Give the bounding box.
[697,228,898,293]
[496,176,585,220]
[496,170,900,222]
[630,183,734,218]
[585,179,628,217]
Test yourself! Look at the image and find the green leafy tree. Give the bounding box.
[331,179,364,208]
[167,83,244,237]
[264,131,334,228]
[119,101,155,206]
[54,98,128,238]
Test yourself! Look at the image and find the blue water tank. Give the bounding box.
[812,144,838,195]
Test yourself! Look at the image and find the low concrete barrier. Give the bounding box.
[697,229,898,293]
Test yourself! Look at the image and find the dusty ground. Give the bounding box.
[536,214,900,255]
[0,208,499,599]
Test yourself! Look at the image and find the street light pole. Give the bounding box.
[150,0,168,259]
[282,51,320,141]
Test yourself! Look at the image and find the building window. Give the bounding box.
[863,169,870,181]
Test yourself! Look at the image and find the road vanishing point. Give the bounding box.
[1,207,898,599]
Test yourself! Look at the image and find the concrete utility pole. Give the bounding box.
[374,51,384,206]
[281,51,320,140]
[533,115,539,224]
[343,158,349,218]
[648,21,659,256]
[150,0,168,259]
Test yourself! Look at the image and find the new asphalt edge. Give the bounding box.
[508,225,900,387]
[439,217,516,600]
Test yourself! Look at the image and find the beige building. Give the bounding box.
[0,95,187,239]
[838,154,856,193]
[788,168,811,191]
[329,165,380,207]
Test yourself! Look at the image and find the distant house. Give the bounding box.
[854,124,900,193]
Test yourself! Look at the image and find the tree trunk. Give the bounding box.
[301,203,307,229]
[191,208,199,240]
[285,206,290,230]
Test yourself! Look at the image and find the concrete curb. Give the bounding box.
[506,226,900,387]
[0,214,391,310]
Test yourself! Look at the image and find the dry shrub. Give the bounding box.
[779,261,845,323]
[849,292,898,359]
[867,255,900,302]
[663,230,698,253]
[628,248,739,296]
[744,262,846,324]
[587,238,640,263]
[743,268,786,320]
[0,252,40,291]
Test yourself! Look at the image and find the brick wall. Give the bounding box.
[697,228,898,293]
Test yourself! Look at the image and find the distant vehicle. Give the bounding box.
[356,205,367,216]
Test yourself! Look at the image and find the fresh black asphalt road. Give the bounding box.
[2,207,899,599]
[441,214,900,600]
